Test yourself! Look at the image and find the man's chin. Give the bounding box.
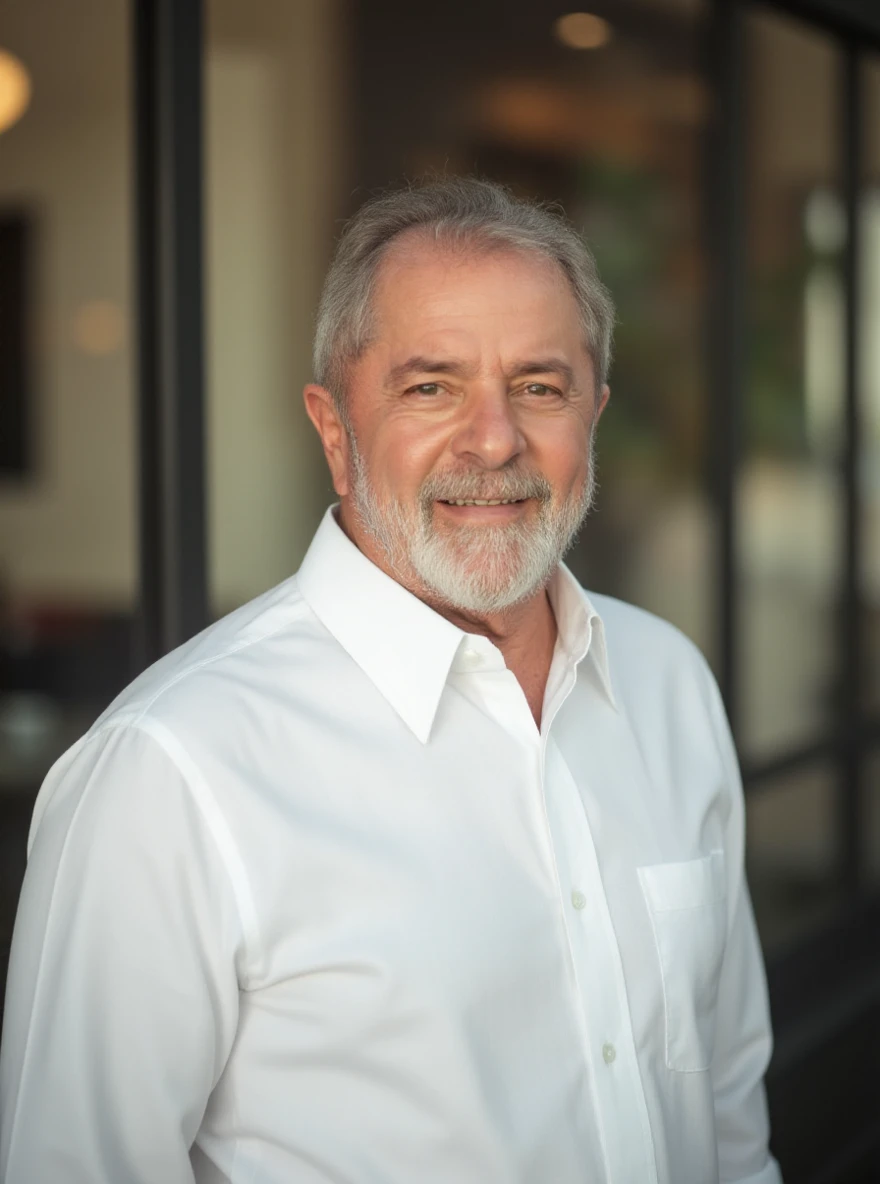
[426,574,542,616]
[414,550,541,608]
[422,537,528,574]
[428,515,522,539]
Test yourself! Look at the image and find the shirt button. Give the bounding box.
[459,648,481,668]
[570,888,586,910]
[602,1042,616,1065]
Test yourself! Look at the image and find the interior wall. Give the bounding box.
[206,0,347,615]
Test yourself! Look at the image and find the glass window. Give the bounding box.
[739,12,843,762]
[0,0,135,988]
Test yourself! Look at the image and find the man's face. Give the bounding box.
[309,238,609,615]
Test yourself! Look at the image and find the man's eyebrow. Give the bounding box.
[508,358,576,385]
[386,356,577,386]
[386,357,475,385]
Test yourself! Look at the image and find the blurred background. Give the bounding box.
[0,0,878,1178]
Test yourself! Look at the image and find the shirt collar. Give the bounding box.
[547,562,617,711]
[297,507,616,743]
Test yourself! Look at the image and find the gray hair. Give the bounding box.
[313,177,615,411]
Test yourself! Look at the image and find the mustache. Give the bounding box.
[420,468,553,505]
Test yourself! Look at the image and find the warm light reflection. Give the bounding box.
[475,73,708,163]
[71,301,126,357]
[553,12,612,51]
[0,49,31,135]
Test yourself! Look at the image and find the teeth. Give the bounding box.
[449,499,516,506]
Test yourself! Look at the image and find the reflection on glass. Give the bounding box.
[569,157,712,658]
[206,0,349,619]
[862,59,880,715]
[747,765,840,953]
[739,12,842,761]
[0,1,135,977]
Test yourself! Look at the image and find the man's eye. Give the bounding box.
[525,383,555,396]
[408,383,442,396]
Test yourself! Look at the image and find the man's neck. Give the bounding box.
[434,590,558,729]
[425,586,557,669]
[337,503,559,726]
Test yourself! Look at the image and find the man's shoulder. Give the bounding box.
[90,574,318,736]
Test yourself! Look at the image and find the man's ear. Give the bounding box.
[304,384,351,497]
[596,383,610,422]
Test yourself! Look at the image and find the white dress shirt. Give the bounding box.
[0,507,781,1184]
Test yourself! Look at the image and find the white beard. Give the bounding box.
[347,432,597,615]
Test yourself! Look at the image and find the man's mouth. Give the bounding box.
[438,498,527,507]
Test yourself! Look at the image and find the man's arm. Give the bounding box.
[0,721,244,1183]
[705,669,784,1184]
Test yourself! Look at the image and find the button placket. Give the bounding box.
[540,737,658,1182]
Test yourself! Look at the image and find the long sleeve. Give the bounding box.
[706,672,784,1184]
[0,721,244,1184]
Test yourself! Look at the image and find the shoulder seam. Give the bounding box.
[123,598,311,729]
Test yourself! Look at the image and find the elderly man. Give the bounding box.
[0,178,781,1184]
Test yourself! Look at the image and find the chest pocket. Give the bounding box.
[638,850,727,1072]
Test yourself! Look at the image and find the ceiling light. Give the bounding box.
[0,49,31,135]
[553,12,612,50]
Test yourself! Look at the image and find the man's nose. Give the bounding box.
[449,386,525,469]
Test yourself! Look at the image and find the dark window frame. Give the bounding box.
[707,0,880,901]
